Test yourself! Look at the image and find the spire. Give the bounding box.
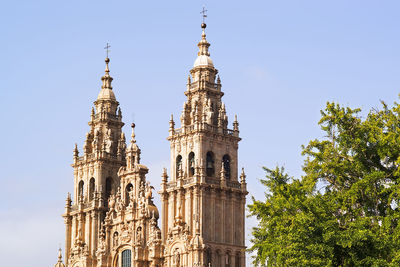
[53,248,65,267]
[198,23,210,56]
[233,114,239,132]
[58,248,62,262]
[101,57,113,90]
[73,143,79,158]
[193,19,214,68]
[97,50,116,101]
[240,167,247,191]
[130,123,136,144]
[162,167,168,183]
[126,122,140,168]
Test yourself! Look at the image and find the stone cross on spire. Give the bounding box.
[104,43,111,59]
[200,6,207,24]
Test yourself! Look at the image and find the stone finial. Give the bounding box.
[118,107,122,119]
[198,24,210,57]
[162,168,168,183]
[169,114,175,134]
[101,57,113,89]
[217,108,223,128]
[233,114,239,132]
[66,192,71,202]
[65,193,72,212]
[53,247,65,267]
[91,107,95,121]
[240,167,246,182]
[240,167,247,191]
[130,123,136,144]
[73,143,79,159]
[57,247,62,261]
[220,162,227,188]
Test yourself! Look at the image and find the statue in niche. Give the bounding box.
[76,219,83,240]
[190,101,197,124]
[117,132,126,156]
[113,232,119,247]
[105,129,113,154]
[194,104,199,122]
[205,98,213,125]
[136,226,143,244]
[180,102,187,126]
[128,188,135,208]
[83,132,92,154]
[92,130,100,152]
[108,194,116,210]
[174,248,180,266]
[115,187,124,212]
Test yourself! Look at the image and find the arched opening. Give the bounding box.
[89,178,95,201]
[206,248,212,266]
[105,177,112,206]
[206,151,215,177]
[78,180,84,198]
[176,155,182,178]
[216,250,222,267]
[235,252,241,267]
[121,249,132,267]
[222,154,231,180]
[188,152,195,176]
[225,252,231,267]
[125,183,133,205]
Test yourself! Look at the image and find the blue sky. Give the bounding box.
[1,1,400,266]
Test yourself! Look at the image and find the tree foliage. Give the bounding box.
[249,101,400,266]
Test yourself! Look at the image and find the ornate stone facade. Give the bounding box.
[56,23,247,267]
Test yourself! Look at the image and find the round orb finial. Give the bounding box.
[105,57,110,63]
[201,23,207,29]
[131,122,136,129]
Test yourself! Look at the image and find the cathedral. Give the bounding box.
[55,21,248,267]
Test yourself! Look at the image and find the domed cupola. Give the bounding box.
[193,23,214,68]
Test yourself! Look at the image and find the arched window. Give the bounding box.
[89,178,95,200]
[206,248,212,266]
[121,249,131,267]
[222,155,231,180]
[176,155,182,178]
[189,152,195,176]
[125,183,133,205]
[105,177,112,206]
[78,180,84,197]
[235,252,241,267]
[225,252,231,267]
[216,250,222,267]
[206,152,215,177]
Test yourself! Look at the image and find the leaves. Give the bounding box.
[249,100,400,266]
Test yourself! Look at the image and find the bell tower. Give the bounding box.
[63,56,126,267]
[160,22,248,266]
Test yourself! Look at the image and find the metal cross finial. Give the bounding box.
[104,43,111,58]
[200,6,208,23]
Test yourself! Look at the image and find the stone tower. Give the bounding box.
[160,23,248,267]
[58,20,247,267]
[63,57,127,267]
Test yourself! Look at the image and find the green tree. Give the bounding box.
[249,101,400,266]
